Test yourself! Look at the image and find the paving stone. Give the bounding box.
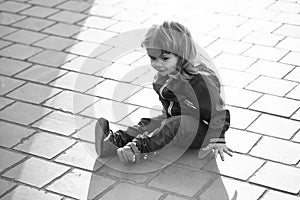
[277,37,300,52]
[29,0,65,7]
[12,17,56,31]
[0,97,14,110]
[164,195,188,200]
[65,41,109,57]
[284,67,300,82]
[0,25,16,38]
[246,60,293,79]
[0,179,15,197]
[3,29,48,45]
[48,10,87,24]
[0,44,42,60]
[50,71,102,92]
[112,10,154,23]
[207,38,252,55]
[99,183,161,200]
[219,68,258,88]
[281,52,300,67]
[225,128,261,154]
[0,122,35,148]
[28,50,75,67]
[88,4,123,18]
[47,168,115,199]
[291,109,300,121]
[55,142,103,171]
[1,185,62,200]
[87,79,141,101]
[16,64,67,84]
[268,1,300,13]
[286,84,300,100]
[56,0,91,12]
[273,12,300,26]
[239,19,281,33]
[7,83,61,104]
[203,153,264,180]
[125,87,161,109]
[250,94,300,117]
[249,161,300,194]
[240,7,279,20]
[250,136,300,164]
[246,76,296,96]
[80,98,137,122]
[261,190,300,200]
[247,114,300,139]
[0,102,51,125]
[3,157,69,188]
[148,165,215,197]
[14,132,75,159]
[0,12,26,25]
[44,90,94,113]
[199,176,265,200]
[114,51,145,65]
[0,39,11,49]
[20,5,58,18]
[78,16,117,29]
[0,1,30,13]
[0,57,31,76]
[242,32,284,46]
[214,53,256,71]
[243,45,288,61]
[33,35,75,51]
[106,21,148,33]
[43,23,82,37]
[224,86,262,108]
[226,106,260,130]
[208,25,251,41]
[0,149,25,172]
[96,47,128,62]
[274,24,300,38]
[0,76,25,95]
[75,28,117,44]
[33,110,90,136]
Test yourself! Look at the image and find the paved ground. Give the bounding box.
[0,0,300,199]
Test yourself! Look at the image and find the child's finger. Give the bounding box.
[227,147,234,153]
[219,151,225,161]
[214,149,219,159]
[224,149,233,157]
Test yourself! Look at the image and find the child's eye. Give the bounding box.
[161,57,169,61]
[149,56,155,60]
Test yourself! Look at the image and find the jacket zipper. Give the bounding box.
[159,78,172,99]
[168,101,174,116]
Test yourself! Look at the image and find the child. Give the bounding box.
[95,21,233,165]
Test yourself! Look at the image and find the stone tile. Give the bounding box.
[224,86,262,108]
[281,52,300,67]
[273,12,300,25]
[88,4,123,18]
[47,168,115,200]
[245,76,297,96]
[106,21,148,33]
[99,183,161,200]
[250,136,300,164]
[292,109,300,121]
[284,67,300,82]
[0,44,42,60]
[207,38,252,55]
[274,24,300,38]
[56,1,91,12]
[75,28,117,44]
[0,179,15,197]
[50,71,102,92]
[61,56,111,74]
[0,122,35,148]
[0,39,11,49]
[0,149,25,172]
[3,157,69,188]
[55,142,103,171]
[243,45,288,61]
[148,165,215,197]
[1,185,62,200]
[242,32,284,47]
[65,41,110,57]
[15,64,68,84]
[33,110,90,136]
[287,84,300,100]
[48,10,87,24]
[214,53,256,71]
[261,190,300,200]
[7,83,61,104]
[0,57,31,76]
[0,13,26,25]
[199,176,265,200]
[43,23,81,37]
[44,91,94,113]
[112,10,154,23]
[97,47,128,61]
[125,88,162,109]
[246,60,294,79]
[226,106,260,130]
[268,1,300,13]
[33,35,75,51]
[0,97,14,110]
[164,195,188,200]
[14,132,75,159]
[208,25,251,41]
[293,130,300,143]
[0,1,30,13]
[13,17,55,31]
[249,94,300,117]
[225,128,261,154]
[28,0,65,7]
[0,25,17,38]
[247,114,300,139]
[78,16,117,29]
[80,98,137,122]
[20,5,58,18]
[0,76,25,95]
[203,153,264,180]
[277,37,300,52]
[87,79,141,101]
[219,68,258,88]
[0,102,51,125]
[28,50,75,67]
[240,7,279,20]
[239,19,281,33]
[3,29,48,45]
[249,162,300,194]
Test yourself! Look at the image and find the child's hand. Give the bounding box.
[200,143,234,161]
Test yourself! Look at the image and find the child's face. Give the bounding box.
[147,48,178,76]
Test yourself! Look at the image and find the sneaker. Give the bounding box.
[95,118,117,157]
[117,142,140,165]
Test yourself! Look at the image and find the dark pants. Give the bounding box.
[110,115,209,153]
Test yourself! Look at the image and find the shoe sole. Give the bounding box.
[95,120,106,157]
[117,148,129,165]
